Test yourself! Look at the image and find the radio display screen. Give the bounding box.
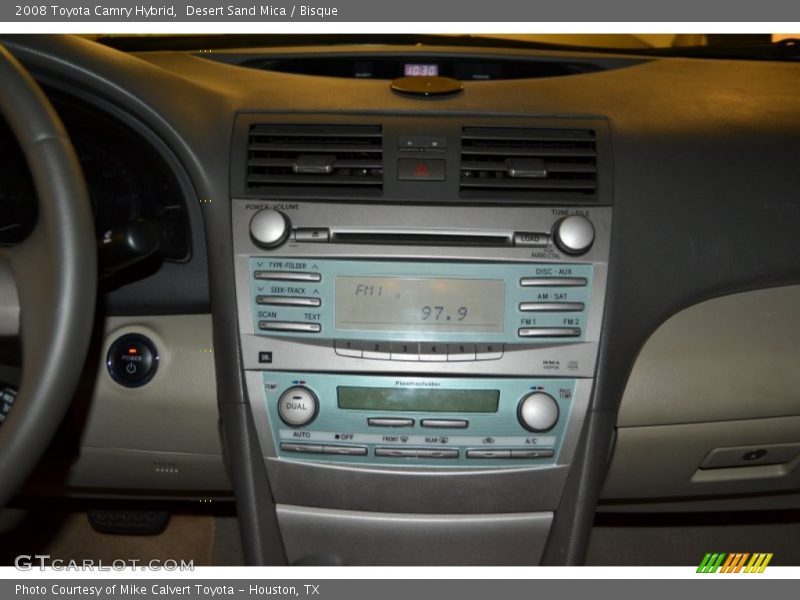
[334,276,505,333]
[337,386,500,413]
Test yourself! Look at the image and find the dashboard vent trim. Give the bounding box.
[246,124,383,194]
[460,126,598,201]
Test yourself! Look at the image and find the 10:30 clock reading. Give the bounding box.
[334,276,505,334]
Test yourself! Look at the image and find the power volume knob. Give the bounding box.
[554,215,595,255]
[250,209,290,249]
[517,392,559,433]
[278,386,319,427]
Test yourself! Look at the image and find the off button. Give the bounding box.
[278,386,319,427]
[106,334,159,388]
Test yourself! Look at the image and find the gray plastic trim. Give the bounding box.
[276,504,552,565]
[618,285,800,427]
[67,447,230,492]
[603,415,800,500]
[64,315,230,492]
[234,201,610,378]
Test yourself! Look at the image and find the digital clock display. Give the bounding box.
[334,276,505,334]
[404,63,439,77]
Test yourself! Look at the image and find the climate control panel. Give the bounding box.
[260,372,575,468]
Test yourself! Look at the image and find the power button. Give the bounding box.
[107,334,159,388]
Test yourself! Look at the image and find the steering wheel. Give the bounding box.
[0,44,96,507]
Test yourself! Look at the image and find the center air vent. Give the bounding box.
[246,124,383,196]
[460,127,598,201]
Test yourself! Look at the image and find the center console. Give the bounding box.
[231,115,611,564]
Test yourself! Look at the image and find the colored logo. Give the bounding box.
[697,552,773,573]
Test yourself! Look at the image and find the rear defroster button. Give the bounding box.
[107,334,159,388]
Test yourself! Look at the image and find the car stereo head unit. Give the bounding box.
[234,200,609,472]
[249,257,594,346]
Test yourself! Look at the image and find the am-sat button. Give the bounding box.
[397,158,446,181]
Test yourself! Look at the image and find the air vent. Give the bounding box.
[460,127,598,201]
[246,124,383,195]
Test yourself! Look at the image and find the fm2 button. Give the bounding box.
[107,334,159,388]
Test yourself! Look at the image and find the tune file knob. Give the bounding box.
[278,386,319,427]
[517,392,559,432]
[554,215,595,255]
[250,209,290,248]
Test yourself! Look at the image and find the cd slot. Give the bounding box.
[330,231,513,247]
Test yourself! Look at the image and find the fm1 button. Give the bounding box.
[107,334,159,388]
[278,386,319,427]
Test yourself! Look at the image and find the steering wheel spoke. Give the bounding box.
[0,250,19,338]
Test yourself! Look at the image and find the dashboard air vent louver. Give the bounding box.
[246,124,383,195]
[460,127,598,201]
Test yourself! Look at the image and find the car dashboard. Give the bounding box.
[1,34,800,566]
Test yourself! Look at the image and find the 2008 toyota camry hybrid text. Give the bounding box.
[0,33,799,566]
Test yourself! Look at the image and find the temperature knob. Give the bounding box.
[554,215,595,255]
[250,209,290,249]
[278,386,318,427]
[517,392,559,432]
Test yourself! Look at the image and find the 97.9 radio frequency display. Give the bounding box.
[334,276,505,333]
